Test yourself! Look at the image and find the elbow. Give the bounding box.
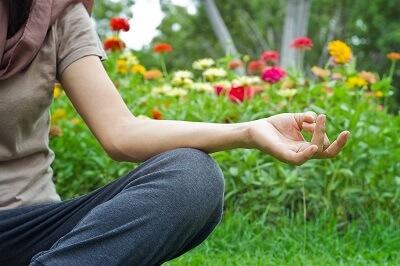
[102,137,145,163]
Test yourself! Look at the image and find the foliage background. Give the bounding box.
[49,0,400,263]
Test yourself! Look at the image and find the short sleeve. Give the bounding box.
[55,3,107,79]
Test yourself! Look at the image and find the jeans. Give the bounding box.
[0,148,225,266]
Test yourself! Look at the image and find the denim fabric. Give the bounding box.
[0,148,224,266]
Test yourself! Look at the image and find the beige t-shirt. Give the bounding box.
[0,3,106,210]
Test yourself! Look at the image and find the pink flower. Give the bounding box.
[261,66,286,84]
[261,51,279,63]
[291,37,313,50]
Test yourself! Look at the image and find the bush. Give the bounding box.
[50,40,400,224]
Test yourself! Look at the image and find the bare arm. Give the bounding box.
[60,56,349,165]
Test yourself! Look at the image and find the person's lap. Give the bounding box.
[0,148,224,266]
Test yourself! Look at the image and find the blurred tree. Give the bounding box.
[135,0,400,107]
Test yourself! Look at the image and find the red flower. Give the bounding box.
[214,85,225,95]
[103,36,125,51]
[110,17,130,32]
[152,110,163,120]
[261,51,279,63]
[291,37,313,50]
[154,43,173,53]
[247,60,266,74]
[261,66,286,84]
[228,60,243,69]
[228,86,254,103]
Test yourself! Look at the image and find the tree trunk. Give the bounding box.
[202,0,236,55]
[280,0,311,69]
[202,0,244,74]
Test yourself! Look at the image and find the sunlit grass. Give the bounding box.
[165,210,400,265]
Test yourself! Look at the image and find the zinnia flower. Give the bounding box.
[144,69,163,80]
[277,89,298,98]
[311,66,331,79]
[104,36,125,51]
[152,110,163,120]
[116,60,128,74]
[131,64,147,75]
[346,76,368,89]
[153,43,173,53]
[192,58,215,70]
[247,61,265,74]
[387,52,400,61]
[261,51,279,63]
[358,70,376,84]
[291,37,313,50]
[53,85,62,98]
[203,68,227,81]
[229,86,254,103]
[261,66,286,84]
[327,40,352,64]
[228,60,243,69]
[109,17,130,32]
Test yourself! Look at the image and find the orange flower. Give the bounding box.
[228,60,243,69]
[387,52,400,61]
[152,110,163,120]
[104,36,125,51]
[143,70,163,80]
[154,43,172,53]
[247,60,265,74]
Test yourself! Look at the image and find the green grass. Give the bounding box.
[164,210,400,265]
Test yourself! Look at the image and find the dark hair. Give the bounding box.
[7,0,34,38]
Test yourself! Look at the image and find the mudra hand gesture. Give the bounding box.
[246,111,350,165]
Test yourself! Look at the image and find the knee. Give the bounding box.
[160,148,225,222]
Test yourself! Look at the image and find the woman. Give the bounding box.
[0,0,350,265]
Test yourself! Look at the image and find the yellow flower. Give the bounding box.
[328,40,352,64]
[70,118,81,125]
[51,108,66,123]
[346,76,368,89]
[375,91,383,97]
[53,85,62,98]
[117,60,128,74]
[131,64,147,75]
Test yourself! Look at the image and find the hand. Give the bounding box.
[247,112,350,165]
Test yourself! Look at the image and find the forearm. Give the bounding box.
[106,118,251,162]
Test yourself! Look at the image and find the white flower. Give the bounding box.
[232,76,262,87]
[203,68,227,80]
[165,88,188,97]
[277,89,298,98]
[213,80,231,90]
[119,52,139,66]
[151,85,173,95]
[192,58,215,70]
[190,82,214,93]
[173,70,194,79]
[136,115,151,120]
[171,71,194,87]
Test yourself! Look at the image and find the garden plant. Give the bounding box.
[49,18,400,265]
